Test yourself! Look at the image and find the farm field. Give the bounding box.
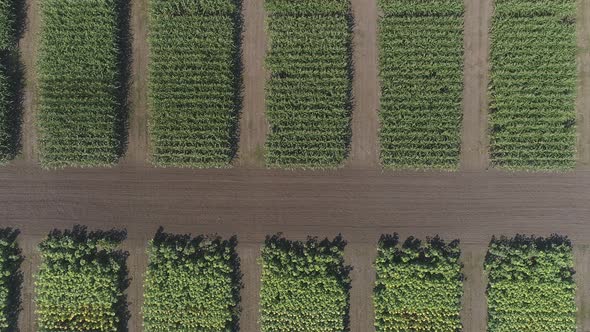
[148,0,241,167]
[489,0,577,170]
[36,0,127,168]
[378,0,464,170]
[264,0,352,168]
[0,0,589,330]
[143,229,241,330]
[374,235,462,331]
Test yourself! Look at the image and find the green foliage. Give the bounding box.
[265,0,353,168]
[260,234,351,332]
[378,0,463,170]
[143,228,241,331]
[489,0,577,170]
[0,64,12,163]
[38,0,128,168]
[374,235,462,331]
[148,0,242,167]
[0,228,22,331]
[484,234,576,331]
[0,0,18,50]
[35,225,128,332]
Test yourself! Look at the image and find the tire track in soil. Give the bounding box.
[236,0,268,168]
[576,0,590,169]
[19,0,39,165]
[460,0,492,171]
[238,242,262,332]
[347,0,380,169]
[346,242,377,332]
[461,243,488,332]
[123,0,149,166]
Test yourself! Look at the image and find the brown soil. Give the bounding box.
[237,242,262,332]
[576,0,590,169]
[347,0,380,169]
[18,0,39,164]
[123,0,149,166]
[346,243,377,332]
[461,244,488,332]
[460,0,492,171]
[236,0,268,168]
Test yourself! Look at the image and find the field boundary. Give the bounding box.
[577,0,590,169]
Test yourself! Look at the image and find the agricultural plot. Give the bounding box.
[374,235,463,331]
[265,0,353,168]
[0,0,21,163]
[485,234,576,332]
[378,0,464,170]
[143,228,241,330]
[260,234,351,331]
[37,0,128,168]
[35,226,128,331]
[489,0,577,170]
[0,228,21,331]
[148,0,241,167]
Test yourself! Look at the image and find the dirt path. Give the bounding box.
[575,245,590,332]
[123,238,148,332]
[461,244,488,332]
[18,235,39,332]
[236,0,267,168]
[237,242,262,331]
[460,0,492,171]
[576,0,590,169]
[123,0,149,166]
[346,243,376,332]
[18,0,39,165]
[347,0,380,169]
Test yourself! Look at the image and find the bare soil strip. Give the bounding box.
[123,0,149,166]
[461,244,488,332]
[236,0,268,168]
[123,239,148,332]
[460,0,492,171]
[574,245,590,332]
[576,0,590,169]
[18,235,39,332]
[237,242,262,332]
[18,0,39,165]
[347,0,380,169]
[346,242,377,332]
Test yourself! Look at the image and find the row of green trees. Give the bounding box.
[0,227,580,331]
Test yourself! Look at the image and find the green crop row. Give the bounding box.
[375,235,462,331]
[485,234,576,331]
[265,0,353,168]
[143,228,241,331]
[37,0,128,168]
[378,0,464,170]
[35,225,128,331]
[148,0,241,167]
[489,0,577,170]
